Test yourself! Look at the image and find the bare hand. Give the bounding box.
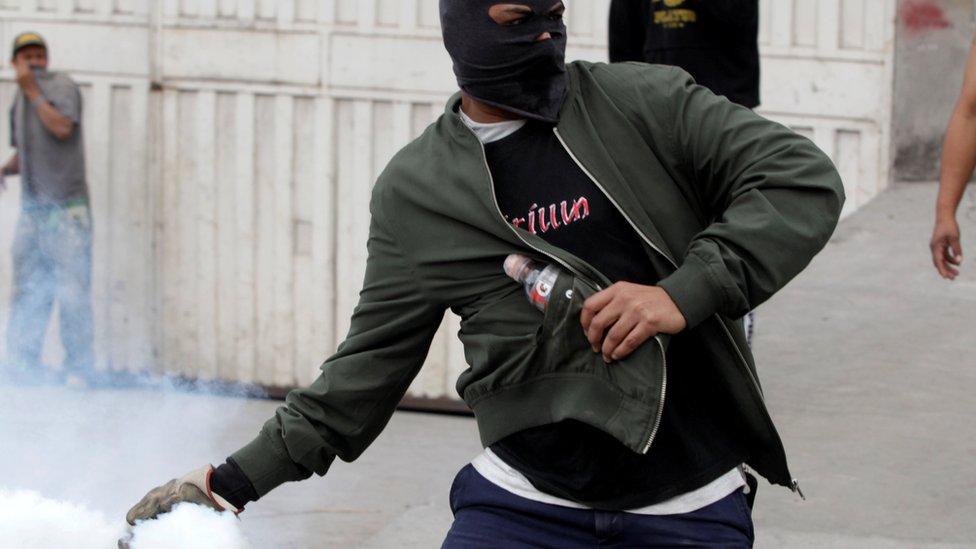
[580,282,686,363]
[931,216,963,280]
[13,58,41,102]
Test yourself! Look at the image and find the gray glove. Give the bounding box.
[125,465,240,525]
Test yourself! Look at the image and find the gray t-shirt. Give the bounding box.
[10,71,88,207]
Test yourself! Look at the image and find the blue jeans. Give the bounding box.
[442,465,754,548]
[6,203,93,375]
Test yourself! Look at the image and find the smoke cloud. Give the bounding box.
[127,503,251,549]
[0,490,250,548]
[0,489,125,548]
[0,379,267,547]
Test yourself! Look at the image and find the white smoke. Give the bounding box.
[127,503,251,549]
[0,489,250,549]
[0,382,264,549]
[0,489,124,549]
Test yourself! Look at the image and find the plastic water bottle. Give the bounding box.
[504,254,561,311]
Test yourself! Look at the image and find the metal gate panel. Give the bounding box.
[758,0,896,216]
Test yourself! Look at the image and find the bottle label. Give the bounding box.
[529,266,559,310]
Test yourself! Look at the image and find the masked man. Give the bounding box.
[1,32,93,386]
[127,2,843,546]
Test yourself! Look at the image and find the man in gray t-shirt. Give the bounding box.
[1,32,94,385]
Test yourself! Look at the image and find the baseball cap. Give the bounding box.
[11,31,47,57]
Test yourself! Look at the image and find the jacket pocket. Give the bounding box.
[456,284,548,399]
[537,272,669,407]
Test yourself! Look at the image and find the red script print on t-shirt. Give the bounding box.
[504,196,590,235]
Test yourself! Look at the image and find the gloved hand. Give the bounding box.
[126,465,240,525]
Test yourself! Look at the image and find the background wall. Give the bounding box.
[0,0,897,403]
[758,0,897,216]
[892,0,975,181]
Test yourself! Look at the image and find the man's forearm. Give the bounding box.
[2,153,19,176]
[32,97,74,140]
[14,59,75,140]
[20,81,74,140]
[937,107,976,219]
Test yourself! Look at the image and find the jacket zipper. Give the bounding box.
[552,128,668,455]
[465,126,596,287]
[552,128,800,489]
[465,122,666,455]
[716,317,803,494]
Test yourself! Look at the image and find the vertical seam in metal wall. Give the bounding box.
[328,98,338,349]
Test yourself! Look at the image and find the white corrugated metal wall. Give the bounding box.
[757,0,896,217]
[0,0,894,401]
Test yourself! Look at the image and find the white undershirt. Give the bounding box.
[459,107,747,515]
[473,449,746,515]
[459,109,525,143]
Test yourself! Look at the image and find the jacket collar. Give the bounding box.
[553,67,677,264]
[440,63,676,273]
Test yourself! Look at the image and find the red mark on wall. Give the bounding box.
[901,0,951,35]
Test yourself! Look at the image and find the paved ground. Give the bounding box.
[0,182,973,548]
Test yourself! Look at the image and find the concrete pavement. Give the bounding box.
[745,181,976,547]
[0,182,973,548]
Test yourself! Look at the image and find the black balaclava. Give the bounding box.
[441,0,568,123]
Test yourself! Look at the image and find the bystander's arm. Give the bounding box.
[14,58,74,141]
[0,152,17,192]
[2,152,18,176]
[31,96,74,141]
[931,39,976,279]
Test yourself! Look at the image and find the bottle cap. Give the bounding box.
[504,254,532,281]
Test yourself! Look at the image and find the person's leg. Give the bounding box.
[5,212,55,378]
[602,489,754,548]
[442,464,596,549]
[50,204,94,377]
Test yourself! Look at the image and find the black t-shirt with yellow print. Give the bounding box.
[609,0,760,108]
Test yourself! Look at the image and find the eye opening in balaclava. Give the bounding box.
[488,2,566,28]
[441,0,569,123]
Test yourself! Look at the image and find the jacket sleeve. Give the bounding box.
[608,0,647,63]
[646,67,845,328]
[232,192,445,497]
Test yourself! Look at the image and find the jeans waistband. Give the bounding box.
[23,197,89,213]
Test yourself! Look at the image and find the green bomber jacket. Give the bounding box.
[233,60,845,497]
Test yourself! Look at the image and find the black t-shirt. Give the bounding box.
[609,0,760,108]
[487,120,746,509]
